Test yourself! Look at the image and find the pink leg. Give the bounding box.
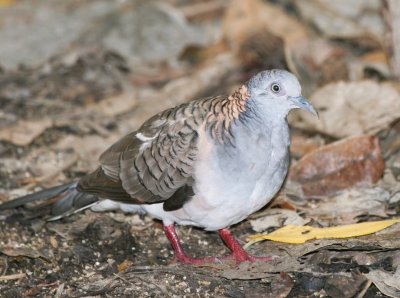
[164,224,217,265]
[219,228,273,263]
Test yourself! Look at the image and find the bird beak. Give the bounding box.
[289,96,318,117]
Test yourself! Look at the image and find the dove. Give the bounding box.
[0,69,317,264]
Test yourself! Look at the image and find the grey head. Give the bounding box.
[246,69,317,118]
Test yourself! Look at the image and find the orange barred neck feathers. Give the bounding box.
[205,85,251,144]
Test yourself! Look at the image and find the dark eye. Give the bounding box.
[271,83,280,93]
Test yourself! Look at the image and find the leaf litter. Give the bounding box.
[0,0,400,297]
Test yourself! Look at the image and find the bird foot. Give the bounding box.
[164,224,275,266]
[164,224,218,265]
[218,228,274,264]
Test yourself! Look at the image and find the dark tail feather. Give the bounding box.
[49,189,98,220]
[0,182,75,211]
[0,182,98,220]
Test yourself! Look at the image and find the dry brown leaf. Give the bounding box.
[365,267,400,298]
[118,260,133,273]
[79,276,118,293]
[324,274,368,298]
[222,0,309,49]
[94,92,138,117]
[286,38,348,94]
[220,268,295,296]
[0,0,15,7]
[250,209,307,233]
[294,0,385,44]
[347,50,392,80]
[295,187,390,225]
[362,51,389,65]
[298,81,400,138]
[220,259,303,280]
[0,119,52,146]
[5,148,78,189]
[290,134,325,158]
[103,2,213,65]
[54,135,118,171]
[0,245,49,260]
[47,212,99,240]
[50,236,58,249]
[289,135,385,197]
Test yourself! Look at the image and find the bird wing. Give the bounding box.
[78,100,208,205]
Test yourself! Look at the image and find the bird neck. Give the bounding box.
[205,85,251,144]
[227,85,250,114]
[205,85,290,145]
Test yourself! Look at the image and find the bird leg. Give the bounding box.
[164,225,273,265]
[164,224,217,265]
[218,228,273,263]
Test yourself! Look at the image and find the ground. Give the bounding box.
[1,0,400,297]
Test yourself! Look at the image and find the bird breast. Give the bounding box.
[180,120,291,230]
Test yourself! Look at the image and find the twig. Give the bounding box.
[55,283,65,298]
[82,120,110,137]
[0,257,8,276]
[113,273,134,286]
[355,280,372,298]
[0,272,26,281]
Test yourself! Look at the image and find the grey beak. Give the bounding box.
[289,96,318,117]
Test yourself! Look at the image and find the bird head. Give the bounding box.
[246,69,318,118]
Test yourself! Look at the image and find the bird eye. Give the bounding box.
[271,83,280,93]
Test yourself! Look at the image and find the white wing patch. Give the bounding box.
[136,132,156,142]
[136,132,157,151]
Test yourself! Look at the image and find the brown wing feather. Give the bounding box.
[117,105,201,203]
[77,167,137,202]
[78,99,211,204]
[77,91,247,205]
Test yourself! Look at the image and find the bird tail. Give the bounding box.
[0,182,98,221]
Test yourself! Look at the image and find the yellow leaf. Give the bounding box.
[247,219,400,245]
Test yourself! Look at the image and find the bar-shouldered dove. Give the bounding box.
[0,69,317,264]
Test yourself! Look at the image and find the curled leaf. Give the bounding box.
[247,219,400,245]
